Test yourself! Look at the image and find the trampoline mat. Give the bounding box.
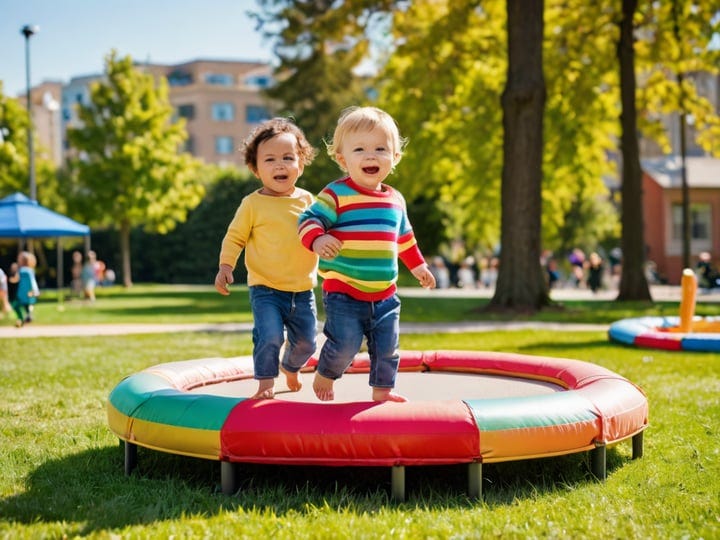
[188,371,563,403]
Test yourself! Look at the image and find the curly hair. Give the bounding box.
[242,117,317,172]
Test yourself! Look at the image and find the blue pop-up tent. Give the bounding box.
[0,192,89,238]
[0,192,90,300]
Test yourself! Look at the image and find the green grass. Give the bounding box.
[1,326,718,538]
[7,283,720,326]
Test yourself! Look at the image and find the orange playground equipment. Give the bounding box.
[108,350,648,500]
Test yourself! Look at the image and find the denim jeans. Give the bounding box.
[318,292,401,388]
[249,286,317,379]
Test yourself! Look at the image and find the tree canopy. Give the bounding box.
[65,51,205,287]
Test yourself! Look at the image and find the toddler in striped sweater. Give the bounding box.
[299,106,436,402]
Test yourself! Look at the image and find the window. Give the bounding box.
[167,70,193,86]
[184,136,194,154]
[672,203,711,241]
[215,136,235,155]
[205,73,234,86]
[244,74,271,88]
[668,202,712,255]
[246,105,270,124]
[212,103,235,122]
[177,104,195,120]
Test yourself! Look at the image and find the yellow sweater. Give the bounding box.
[219,188,318,291]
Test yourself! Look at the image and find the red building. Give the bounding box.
[642,156,720,284]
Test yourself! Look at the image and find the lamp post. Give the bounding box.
[21,24,39,201]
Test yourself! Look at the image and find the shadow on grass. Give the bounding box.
[1,442,634,534]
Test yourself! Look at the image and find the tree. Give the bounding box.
[0,82,58,205]
[616,0,652,301]
[0,82,31,194]
[488,0,550,310]
[250,0,718,301]
[251,0,392,192]
[379,1,621,268]
[66,51,204,287]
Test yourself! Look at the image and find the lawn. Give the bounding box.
[1,317,718,538]
[6,283,720,327]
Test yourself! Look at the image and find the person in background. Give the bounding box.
[429,256,451,289]
[102,268,116,287]
[569,248,586,287]
[11,251,40,327]
[0,267,10,316]
[457,256,477,288]
[70,250,83,298]
[215,117,319,400]
[299,106,436,403]
[81,250,98,302]
[586,251,604,293]
[7,262,19,308]
[696,252,720,289]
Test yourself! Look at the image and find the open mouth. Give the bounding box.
[362,167,380,175]
[273,175,289,181]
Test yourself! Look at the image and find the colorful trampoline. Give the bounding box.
[107,350,648,500]
[609,269,720,352]
[608,315,720,351]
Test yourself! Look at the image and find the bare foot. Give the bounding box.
[280,365,302,392]
[250,379,275,399]
[313,372,335,401]
[372,388,407,402]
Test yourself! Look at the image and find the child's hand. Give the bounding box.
[411,264,436,289]
[214,264,234,295]
[313,234,343,259]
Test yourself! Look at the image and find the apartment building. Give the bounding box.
[57,59,273,168]
[142,59,273,167]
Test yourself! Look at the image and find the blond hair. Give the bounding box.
[18,251,37,268]
[327,106,407,171]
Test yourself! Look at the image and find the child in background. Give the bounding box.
[215,117,319,399]
[81,250,98,302]
[298,106,436,402]
[0,267,10,316]
[70,250,83,298]
[12,252,40,327]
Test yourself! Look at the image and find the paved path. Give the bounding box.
[0,320,609,339]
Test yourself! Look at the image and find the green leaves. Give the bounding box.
[65,50,205,285]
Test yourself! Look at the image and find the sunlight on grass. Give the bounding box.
[0,329,717,538]
[8,283,720,327]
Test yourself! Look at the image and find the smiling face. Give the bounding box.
[252,132,304,197]
[335,126,399,191]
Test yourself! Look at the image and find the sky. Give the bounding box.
[0,0,274,97]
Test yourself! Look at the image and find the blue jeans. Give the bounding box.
[249,286,317,380]
[318,292,401,389]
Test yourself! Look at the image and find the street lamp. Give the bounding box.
[21,24,39,201]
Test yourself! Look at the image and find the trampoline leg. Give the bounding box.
[632,431,644,459]
[591,444,606,480]
[391,466,405,502]
[124,441,137,475]
[221,461,239,495]
[468,462,482,500]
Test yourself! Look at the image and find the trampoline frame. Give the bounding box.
[108,350,649,500]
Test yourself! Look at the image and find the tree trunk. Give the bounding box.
[616,0,651,302]
[489,0,550,312]
[120,219,133,288]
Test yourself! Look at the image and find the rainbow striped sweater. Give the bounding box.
[298,177,426,301]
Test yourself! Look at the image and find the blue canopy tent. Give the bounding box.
[0,192,90,301]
